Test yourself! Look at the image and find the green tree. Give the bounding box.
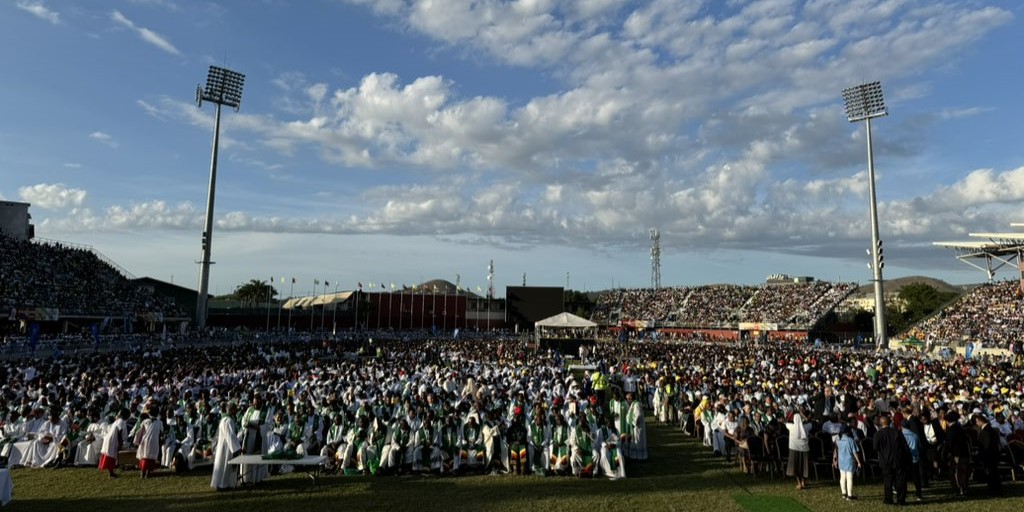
[898,283,959,326]
[234,279,277,307]
[563,290,596,318]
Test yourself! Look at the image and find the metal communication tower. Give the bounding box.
[650,228,661,289]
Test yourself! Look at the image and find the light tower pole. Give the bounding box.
[650,228,661,290]
[842,81,888,351]
[194,65,245,329]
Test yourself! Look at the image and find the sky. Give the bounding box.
[2,0,1023,298]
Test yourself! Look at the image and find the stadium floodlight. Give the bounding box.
[194,65,245,329]
[842,81,887,351]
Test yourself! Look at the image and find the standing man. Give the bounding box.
[900,418,924,501]
[944,411,970,496]
[873,414,910,506]
[974,413,1003,495]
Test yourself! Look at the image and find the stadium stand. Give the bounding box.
[0,232,183,319]
[592,282,855,329]
[905,280,1022,350]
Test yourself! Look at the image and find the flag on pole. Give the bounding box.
[280,277,286,283]
[358,282,363,289]
[390,283,396,290]
[315,279,320,286]
[291,277,296,283]
[324,280,330,287]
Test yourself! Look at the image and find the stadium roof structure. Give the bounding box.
[934,226,1024,281]
[282,291,354,310]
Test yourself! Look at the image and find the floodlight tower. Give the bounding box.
[842,81,888,351]
[650,228,661,290]
[194,65,245,329]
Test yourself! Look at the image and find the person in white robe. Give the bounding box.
[239,396,273,484]
[568,421,597,477]
[210,402,242,490]
[624,393,648,460]
[161,411,187,469]
[134,408,163,477]
[482,410,509,474]
[0,410,27,465]
[74,410,107,466]
[319,414,347,471]
[595,416,626,480]
[380,418,412,474]
[461,415,485,471]
[26,410,67,468]
[527,413,551,475]
[548,413,571,475]
[439,414,464,474]
[7,408,45,467]
[98,409,130,477]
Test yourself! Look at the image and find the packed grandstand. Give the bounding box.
[3,232,1024,352]
[1,232,184,322]
[590,282,858,330]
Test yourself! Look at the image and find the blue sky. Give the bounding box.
[2,0,1023,297]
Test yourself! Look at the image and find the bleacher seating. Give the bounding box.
[0,232,183,318]
[591,282,855,329]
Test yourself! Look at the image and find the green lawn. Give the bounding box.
[8,420,1021,512]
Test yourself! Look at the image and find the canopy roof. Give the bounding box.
[535,312,597,328]
[282,291,354,310]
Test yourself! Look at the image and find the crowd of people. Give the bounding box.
[0,335,646,490]
[908,281,1024,351]
[642,340,1023,503]
[0,232,183,319]
[592,282,855,329]
[0,328,1019,504]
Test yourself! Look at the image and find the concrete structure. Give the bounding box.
[0,201,33,240]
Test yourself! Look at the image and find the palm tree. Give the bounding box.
[234,279,276,308]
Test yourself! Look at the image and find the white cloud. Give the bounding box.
[110,10,182,56]
[127,0,180,10]
[115,1,1013,267]
[89,131,119,148]
[63,162,82,169]
[18,183,87,209]
[16,1,59,24]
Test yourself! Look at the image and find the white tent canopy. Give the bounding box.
[283,291,354,310]
[534,312,597,341]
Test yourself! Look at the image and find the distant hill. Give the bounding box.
[856,275,967,296]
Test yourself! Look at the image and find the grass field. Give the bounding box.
[8,419,1021,512]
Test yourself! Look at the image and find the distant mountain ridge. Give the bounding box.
[856,275,968,295]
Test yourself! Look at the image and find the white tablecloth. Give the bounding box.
[0,468,12,506]
[227,454,325,467]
